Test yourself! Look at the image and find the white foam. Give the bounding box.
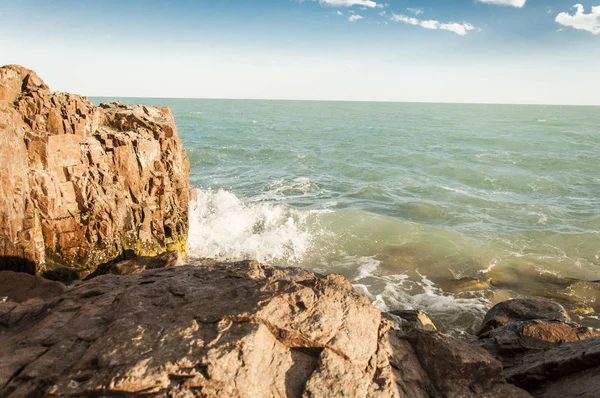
[251,177,326,202]
[187,188,318,264]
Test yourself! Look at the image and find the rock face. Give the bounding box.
[0,262,529,397]
[0,65,189,277]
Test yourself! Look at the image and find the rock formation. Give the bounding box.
[0,261,529,397]
[476,298,600,397]
[0,65,189,277]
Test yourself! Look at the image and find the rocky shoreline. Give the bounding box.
[1,66,599,397]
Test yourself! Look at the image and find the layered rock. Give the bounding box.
[0,65,189,277]
[476,298,600,397]
[0,261,529,397]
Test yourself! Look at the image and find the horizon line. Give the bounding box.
[86,95,600,108]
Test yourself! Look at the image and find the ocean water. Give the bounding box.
[93,98,600,336]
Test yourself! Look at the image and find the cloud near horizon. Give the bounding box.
[348,14,364,22]
[316,0,378,8]
[391,13,478,36]
[555,4,600,34]
[477,0,526,8]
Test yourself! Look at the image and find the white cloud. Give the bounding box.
[391,13,478,36]
[407,8,424,16]
[555,4,600,34]
[348,14,364,22]
[337,10,343,16]
[477,0,526,8]
[317,0,378,8]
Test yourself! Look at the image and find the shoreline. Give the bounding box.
[2,65,600,397]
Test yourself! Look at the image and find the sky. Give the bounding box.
[0,0,599,105]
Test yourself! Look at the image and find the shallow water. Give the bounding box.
[93,98,600,335]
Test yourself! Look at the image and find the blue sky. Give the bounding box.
[0,0,599,104]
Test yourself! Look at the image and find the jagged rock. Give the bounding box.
[0,65,189,277]
[477,298,570,336]
[0,262,396,397]
[0,262,530,397]
[0,271,66,303]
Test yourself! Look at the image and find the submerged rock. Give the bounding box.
[0,65,189,278]
[0,262,530,397]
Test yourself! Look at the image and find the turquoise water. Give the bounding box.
[93,98,600,335]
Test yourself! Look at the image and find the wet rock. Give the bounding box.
[477,319,599,369]
[477,298,570,336]
[0,271,66,303]
[0,65,189,277]
[0,262,397,397]
[503,337,600,391]
[476,298,600,396]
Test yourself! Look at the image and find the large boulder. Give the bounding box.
[0,262,395,397]
[0,65,189,277]
[0,261,530,397]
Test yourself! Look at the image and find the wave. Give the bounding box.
[185,187,600,334]
[187,188,325,263]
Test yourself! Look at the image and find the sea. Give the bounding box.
[92,98,600,337]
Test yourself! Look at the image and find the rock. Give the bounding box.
[530,365,600,398]
[0,261,531,397]
[0,271,66,303]
[503,337,600,391]
[0,262,397,397]
[477,298,570,336]
[384,310,437,333]
[476,298,600,396]
[388,329,530,398]
[477,319,599,369]
[109,250,184,275]
[0,65,189,278]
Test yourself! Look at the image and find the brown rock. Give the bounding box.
[0,271,66,303]
[477,298,570,336]
[389,329,530,398]
[0,65,189,277]
[109,250,184,275]
[0,262,398,397]
[503,337,600,391]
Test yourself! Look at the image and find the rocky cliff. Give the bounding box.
[0,65,189,277]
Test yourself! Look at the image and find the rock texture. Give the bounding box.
[476,298,600,397]
[0,65,189,277]
[0,262,529,397]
